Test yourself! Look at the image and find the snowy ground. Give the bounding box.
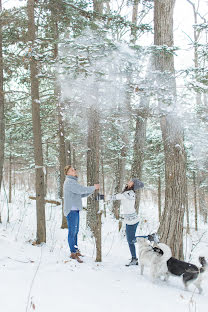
[0,190,208,312]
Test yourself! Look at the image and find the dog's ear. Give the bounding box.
[199,256,206,267]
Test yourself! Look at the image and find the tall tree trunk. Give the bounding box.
[9,136,12,203]
[131,59,153,212]
[130,0,140,43]
[86,107,101,262]
[131,49,154,212]
[154,0,187,259]
[13,159,16,196]
[45,139,49,197]
[101,155,106,217]
[65,139,72,166]
[50,6,68,229]
[186,0,202,106]
[193,171,198,231]
[158,174,161,222]
[131,113,147,213]
[187,0,207,223]
[72,146,76,168]
[86,0,103,262]
[105,0,110,13]
[27,0,46,243]
[57,83,67,229]
[198,185,207,223]
[0,0,5,223]
[93,0,103,14]
[113,146,126,220]
[185,179,190,234]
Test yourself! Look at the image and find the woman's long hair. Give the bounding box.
[122,183,134,193]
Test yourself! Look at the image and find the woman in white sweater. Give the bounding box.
[111,178,144,266]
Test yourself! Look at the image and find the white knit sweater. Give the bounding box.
[111,190,139,225]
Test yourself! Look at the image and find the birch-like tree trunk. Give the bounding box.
[28,0,46,243]
[0,0,5,223]
[154,0,187,259]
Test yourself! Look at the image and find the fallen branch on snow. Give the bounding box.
[29,196,61,206]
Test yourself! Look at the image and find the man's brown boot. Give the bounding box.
[70,252,83,263]
[76,250,84,257]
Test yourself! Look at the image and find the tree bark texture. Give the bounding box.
[65,139,72,166]
[85,0,103,262]
[158,175,161,222]
[131,58,153,212]
[0,0,5,215]
[45,139,49,197]
[86,107,101,262]
[113,147,126,220]
[187,0,202,107]
[93,0,103,14]
[101,156,106,217]
[130,0,140,43]
[158,115,187,259]
[197,172,207,223]
[51,7,68,229]
[185,179,190,234]
[154,0,175,73]
[9,140,12,204]
[154,0,187,259]
[193,171,198,231]
[131,114,147,213]
[28,0,46,243]
[189,0,207,223]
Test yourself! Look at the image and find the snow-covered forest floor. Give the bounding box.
[0,190,208,312]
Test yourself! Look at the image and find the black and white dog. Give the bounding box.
[152,245,207,293]
[166,256,207,294]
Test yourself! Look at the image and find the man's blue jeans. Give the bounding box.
[66,211,80,253]
[126,222,139,259]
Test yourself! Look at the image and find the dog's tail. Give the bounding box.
[157,243,172,261]
[199,256,207,273]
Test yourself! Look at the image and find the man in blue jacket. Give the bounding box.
[63,165,99,263]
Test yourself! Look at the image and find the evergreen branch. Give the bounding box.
[64,1,152,32]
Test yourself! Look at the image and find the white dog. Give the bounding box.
[137,238,172,281]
